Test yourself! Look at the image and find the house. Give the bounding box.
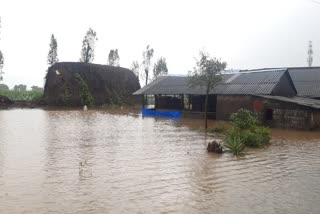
[133,68,320,130]
[288,67,320,99]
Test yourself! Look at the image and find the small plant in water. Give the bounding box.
[224,135,245,155]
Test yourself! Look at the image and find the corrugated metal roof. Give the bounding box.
[133,69,287,95]
[288,67,320,98]
[256,95,320,109]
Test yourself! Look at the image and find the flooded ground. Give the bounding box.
[0,109,320,213]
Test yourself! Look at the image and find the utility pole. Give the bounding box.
[307,41,313,67]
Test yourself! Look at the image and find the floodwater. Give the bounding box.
[0,109,320,214]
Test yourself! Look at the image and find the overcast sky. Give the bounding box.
[0,0,319,88]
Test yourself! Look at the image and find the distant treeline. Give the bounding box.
[47,29,168,86]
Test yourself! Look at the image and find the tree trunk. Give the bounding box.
[204,92,208,130]
[145,69,148,85]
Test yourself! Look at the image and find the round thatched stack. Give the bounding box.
[44,62,140,106]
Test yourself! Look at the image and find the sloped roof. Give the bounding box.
[288,67,320,98]
[133,69,290,95]
[256,95,320,109]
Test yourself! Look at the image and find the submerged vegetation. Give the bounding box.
[224,135,245,155]
[224,109,271,155]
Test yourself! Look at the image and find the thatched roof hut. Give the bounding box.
[44,62,140,106]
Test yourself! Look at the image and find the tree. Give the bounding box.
[307,40,313,67]
[0,16,2,39]
[108,49,120,66]
[47,34,58,66]
[80,28,97,63]
[13,84,27,92]
[131,61,140,81]
[0,50,3,81]
[142,45,154,85]
[0,17,3,81]
[153,57,168,79]
[31,86,44,92]
[188,51,226,129]
[0,83,9,91]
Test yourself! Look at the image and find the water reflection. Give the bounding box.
[0,109,319,213]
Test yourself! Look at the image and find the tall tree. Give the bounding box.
[80,28,97,63]
[13,84,27,92]
[142,45,154,85]
[153,57,168,79]
[188,51,226,129]
[307,40,313,67]
[0,17,3,81]
[0,51,3,78]
[131,61,140,81]
[108,49,120,66]
[0,16,2,39]
[47,34,58,66]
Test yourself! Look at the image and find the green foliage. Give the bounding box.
[224,134,245,155]
[13,84,27,92]
[230,109,258,129]
[0,50,4,78]
[0,90,43,101]
[131,61,140,81]
[153,57,168,79]
[0,83,9,91]
[74,73,95,106]
[108,49,120,66]
[188,51,226,90]
[80,28,97,63]
[47,34,58,66]
[226,110,271,148]
[31,86,44,92]
[62,82,71,106]
[188,51,226,129]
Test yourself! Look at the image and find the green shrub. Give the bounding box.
[224,134,245,155]
[230,109,257,130]
[241,129,261,147]
[253,126,271,145]
[226,126,270,148]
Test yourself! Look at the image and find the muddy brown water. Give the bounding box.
[0,109,320,213]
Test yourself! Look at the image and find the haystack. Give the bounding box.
[44,62,140,106]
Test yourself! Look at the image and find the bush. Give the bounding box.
[226,126,270,148]
[226,109,271,149]
[230,109,257,129]
[224,134,245,155]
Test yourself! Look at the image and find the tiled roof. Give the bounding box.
[133,69,288,95]
[256,95,320,109]
[288,67,320,98]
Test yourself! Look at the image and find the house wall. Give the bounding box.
[216,95,320,130]
[216,95,253,120]
[271,73,297,97]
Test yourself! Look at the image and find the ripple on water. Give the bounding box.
[0,109,320,213]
